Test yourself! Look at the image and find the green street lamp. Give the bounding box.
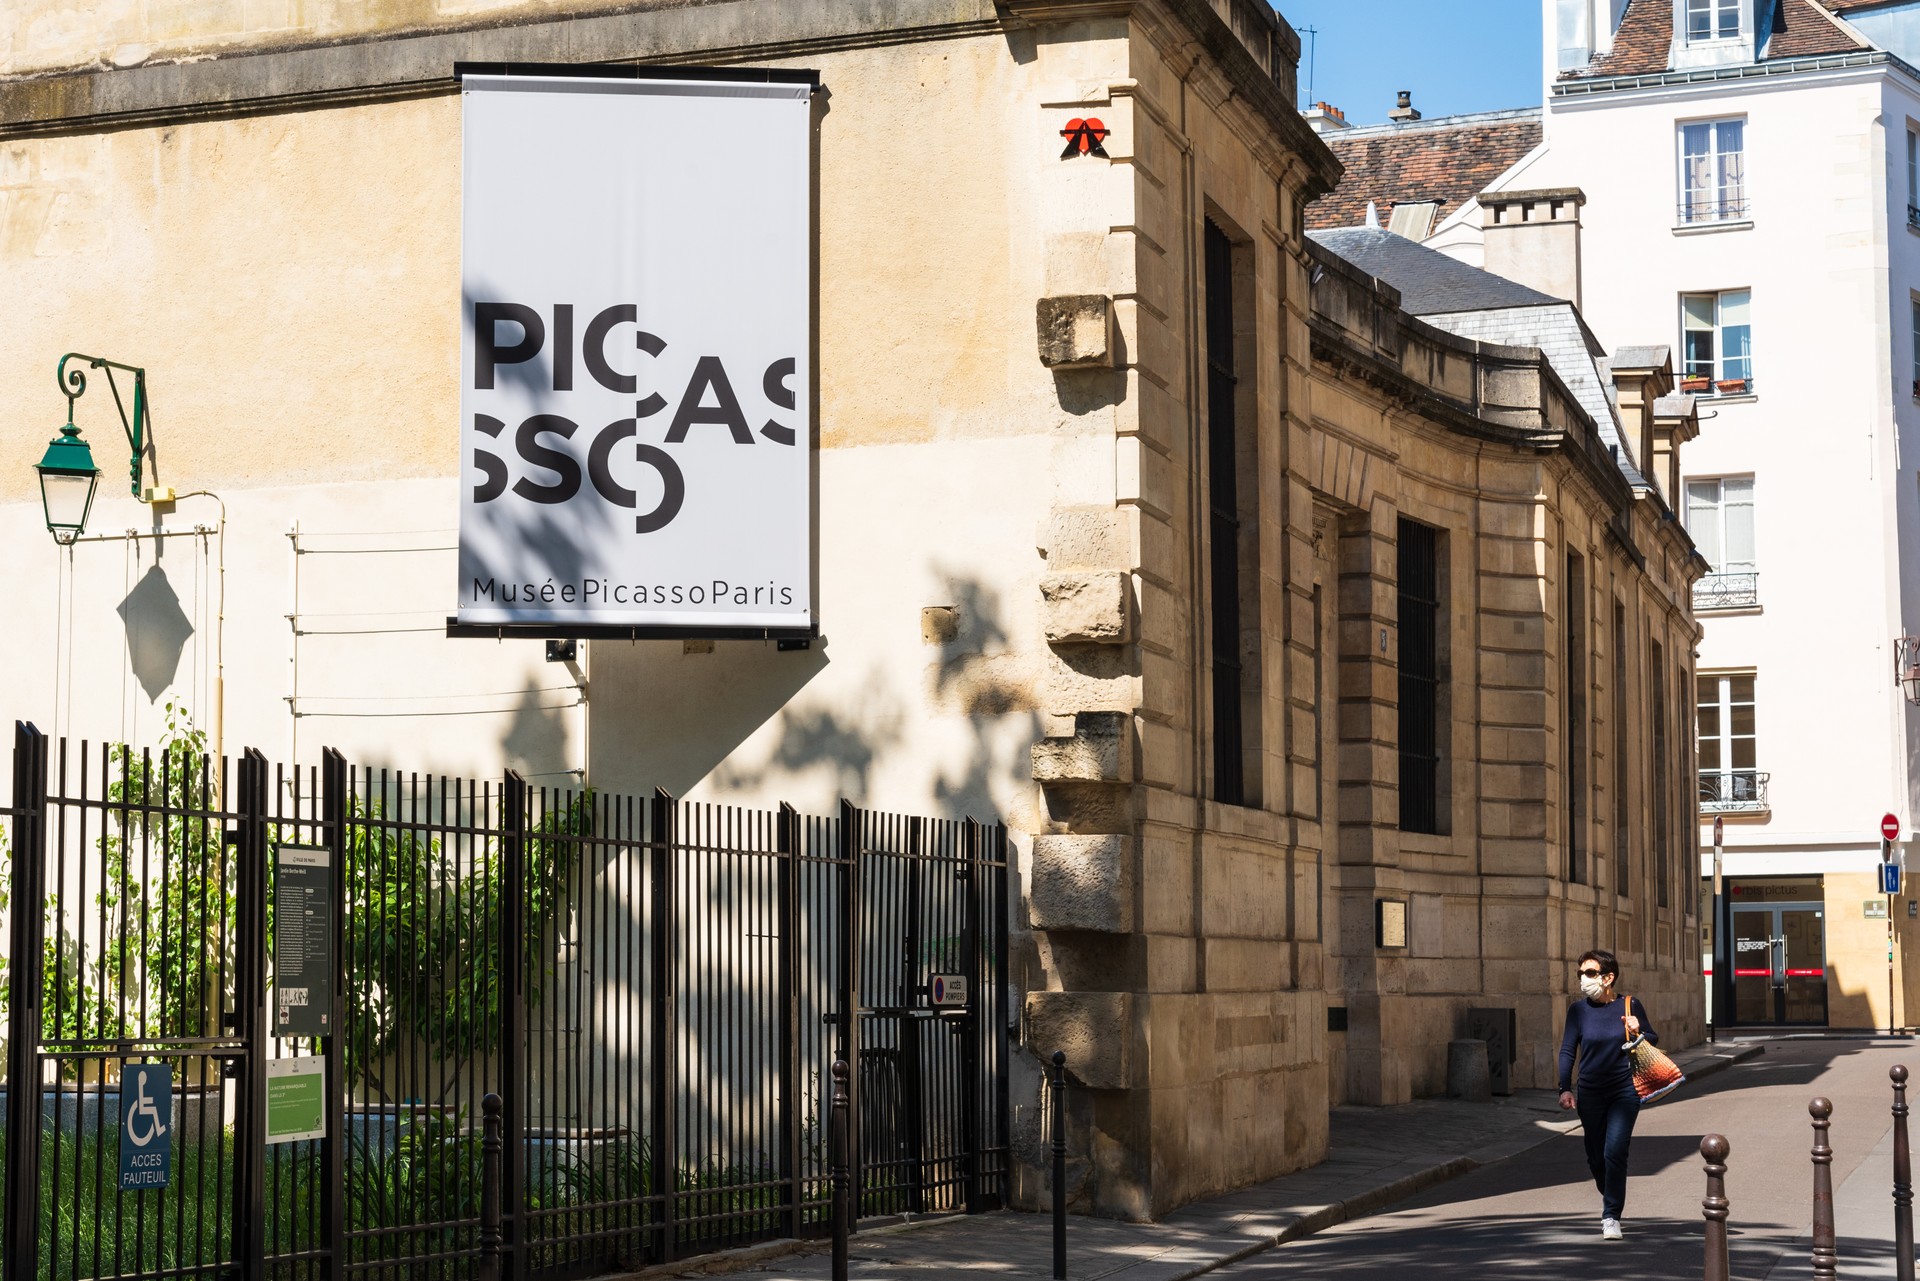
[35,353,149,544]
[36,421,99,545]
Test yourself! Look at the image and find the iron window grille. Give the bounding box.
[1677,194,1750,225]
[1692,572,1758,610]
[1699,769,1769,813]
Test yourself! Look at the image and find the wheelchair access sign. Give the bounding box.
[118,1063,172,1191]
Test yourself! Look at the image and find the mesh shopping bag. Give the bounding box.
[1622,994,1685,1102]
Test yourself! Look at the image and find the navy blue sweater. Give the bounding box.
[1557,995,1659,1094]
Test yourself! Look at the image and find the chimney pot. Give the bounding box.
[1396,90,1411,108]
[1387,90,1421,123]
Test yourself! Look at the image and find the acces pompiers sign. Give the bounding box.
[457,68,814,630]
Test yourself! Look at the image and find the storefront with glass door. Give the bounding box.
[1723,876,1828,1026]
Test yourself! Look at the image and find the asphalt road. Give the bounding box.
[1218,1037,1918,1280]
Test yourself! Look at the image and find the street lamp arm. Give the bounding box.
[56,352,147,498]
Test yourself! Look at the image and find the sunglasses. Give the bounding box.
[1578,969,1606,978]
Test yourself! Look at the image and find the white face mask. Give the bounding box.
[1580,974,1610,1000]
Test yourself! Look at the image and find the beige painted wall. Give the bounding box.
[1824,870,1920,1031]
[2,0,787,76]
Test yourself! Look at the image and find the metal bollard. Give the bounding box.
[1812,1096,1838,1281]
[478,1092,503,1281]
[1052,1051,1067,1281]
[831,1059,850,1281]
[1701,1134,1730,1281]
[1897,1065,1915,1281]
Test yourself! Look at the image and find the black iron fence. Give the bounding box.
[0,721,1010,1280]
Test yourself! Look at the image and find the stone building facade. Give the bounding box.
[0,0,1701,1227]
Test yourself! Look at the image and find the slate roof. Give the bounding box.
[1307,226,1563,315]
[1304,109,1542,233]
[1570,0,1863,78]
[1310,228,1652,487]
[1613,345,1672,370]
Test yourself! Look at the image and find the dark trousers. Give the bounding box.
[1575,1081,1641,1219]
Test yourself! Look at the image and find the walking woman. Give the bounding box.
[1556,948,1658,1242]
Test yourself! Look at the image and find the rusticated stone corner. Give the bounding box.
[1036,294,1115,369]
[1030,834,1136,933]
[1031,711,1134,783]
[1024,990,1134,1089]
[1041,572,1133,645]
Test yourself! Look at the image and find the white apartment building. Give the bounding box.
[1485,0,1920,1028]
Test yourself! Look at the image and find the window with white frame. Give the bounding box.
[1685,476,1756,607]
[1696,673,1761,811]
[1681,289,1753,390]
[1687,0,1740,41]
[1679,119,1746,223]
[1912,297,1920,398]
[1908,129,1919,226]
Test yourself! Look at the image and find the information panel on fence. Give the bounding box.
[274,845,333,1038]
[456,67,816,631]
[266,1056,327,1144]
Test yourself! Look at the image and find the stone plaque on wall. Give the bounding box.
[1375,899,1408,949]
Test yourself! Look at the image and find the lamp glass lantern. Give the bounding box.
[1900,636,1920,705]
[36,422,100,545]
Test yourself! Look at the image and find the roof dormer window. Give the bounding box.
[1686,0,1741,41]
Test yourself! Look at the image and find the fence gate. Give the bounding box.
[3,723,1009,1281]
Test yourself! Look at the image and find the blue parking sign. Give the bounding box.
[1884,863,1904,896]
[118,1064,172,1191]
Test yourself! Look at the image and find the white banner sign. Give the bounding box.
[458,71,814,629]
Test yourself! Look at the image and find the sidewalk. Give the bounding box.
[624,1041,1762,1281]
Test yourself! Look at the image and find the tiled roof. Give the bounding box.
[1580,0,1672,76]
[1304,110,1542,232]
[1767,0,1865,58]
[1309,227,1564,314]
[1568,0,1865,78]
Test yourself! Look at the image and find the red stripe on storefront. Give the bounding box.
[1787,968,1823,977]
[1733,968,1770,976]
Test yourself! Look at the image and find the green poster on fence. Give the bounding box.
[265,1056,326,1144]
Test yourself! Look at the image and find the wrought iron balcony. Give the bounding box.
[1910,203,1920,230]
[1700,770,1768,813]
[1678,194,1751,225]
[1693,572,1758,611]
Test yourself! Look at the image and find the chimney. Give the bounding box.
[1302,101,1351,134]
[1479,187,1586,309]
[1388,90,1421,123]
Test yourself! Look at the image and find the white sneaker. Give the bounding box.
[1601,1218,1623,1241]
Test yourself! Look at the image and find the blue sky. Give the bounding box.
[1273,1,1544,124]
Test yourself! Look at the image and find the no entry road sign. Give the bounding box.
[1885,813,1902,843]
